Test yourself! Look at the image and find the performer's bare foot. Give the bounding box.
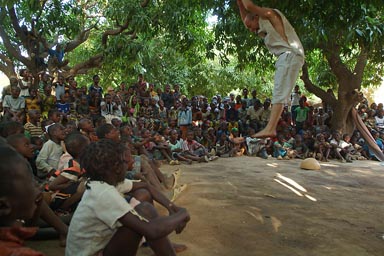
[251,129,276,138]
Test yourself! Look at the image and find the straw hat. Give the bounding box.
[300,158,321,170]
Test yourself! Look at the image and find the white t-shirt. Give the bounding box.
[66,179,134,256]
[375,116,384,127]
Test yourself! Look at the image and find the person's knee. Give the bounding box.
[132,188,152,202]
[135,201,158,220]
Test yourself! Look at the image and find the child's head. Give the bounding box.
[186,130,195,141]
[48,109,61,123]
[220,132,228,141]
[30,136,44,151]
[60,93,69,103]
[6,134,34,159]
[194,127,202,137]
[28,109,41,123]
[80,140,132,185]
[96,124,120,142]
[342,134,350,142]
[120,124,133,137]
[293,134,302,145]
[78,118,94,133]
[170,129,179,140]
[111,118,122,128]
[10,86,21,99]
[65,133,90,159]
[0,145,42,226]
[48,123,66,141]
[95,116,106,128]
[65,121,77,134]
[0,121,25,138]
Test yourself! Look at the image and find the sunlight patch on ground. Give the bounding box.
[350,169,373,175]
[323,170,338,176]
[274,173,317,202]
[320,163,340,167]
[267,163,279,167]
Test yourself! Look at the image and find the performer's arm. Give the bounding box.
[241,0,274,19]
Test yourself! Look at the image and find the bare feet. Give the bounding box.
[251,129,276,138]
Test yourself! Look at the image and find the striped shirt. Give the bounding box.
[24,122,43,137]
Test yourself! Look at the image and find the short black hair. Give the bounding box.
[64,132,89,159]
[96,124,114,139]
[80,139,125,182]
[0,121,24,138]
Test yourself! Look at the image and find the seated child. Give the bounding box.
[215,132,233,157]
[96,123,121,143]
[47,133,90,213]
[182,130,218,162]
[168,129,193,164]
[273,134,290,160]
[287,134,309,159]
[36,123,66,179]
[66,139,190,256]
[228,127,246,157]
[314,133,331,161]
[330,131,349,162]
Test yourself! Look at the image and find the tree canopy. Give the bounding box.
[0,0,383,106]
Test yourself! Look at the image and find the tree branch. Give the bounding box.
[301,62,337,107]
[352,46,368,90]
[68,53,104,76]
[0,53,16,77]
[323,43,352,88]
[65,25,95,52]
[7,6,28,48]
[101,20,130,46]
[0,8,32,66]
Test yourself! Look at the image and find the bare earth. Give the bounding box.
[28,157,384,256]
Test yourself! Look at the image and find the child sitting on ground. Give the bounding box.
[273,134,291,160]
[289,134,309,159]
[168,129,193,164]
[182,130,218,162]
[314,133,331,161]
[47,133,90,213]
[66,139,190,256]
[229,127,246,157]
[215,132,233,157]
[36,123,66,179]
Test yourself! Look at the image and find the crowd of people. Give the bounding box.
[0,69,383,255]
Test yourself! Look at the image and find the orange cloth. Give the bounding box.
[0,226,44,256]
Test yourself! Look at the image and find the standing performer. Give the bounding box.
[237,0,305,138]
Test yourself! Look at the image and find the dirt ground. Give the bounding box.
[28,157,384,256]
